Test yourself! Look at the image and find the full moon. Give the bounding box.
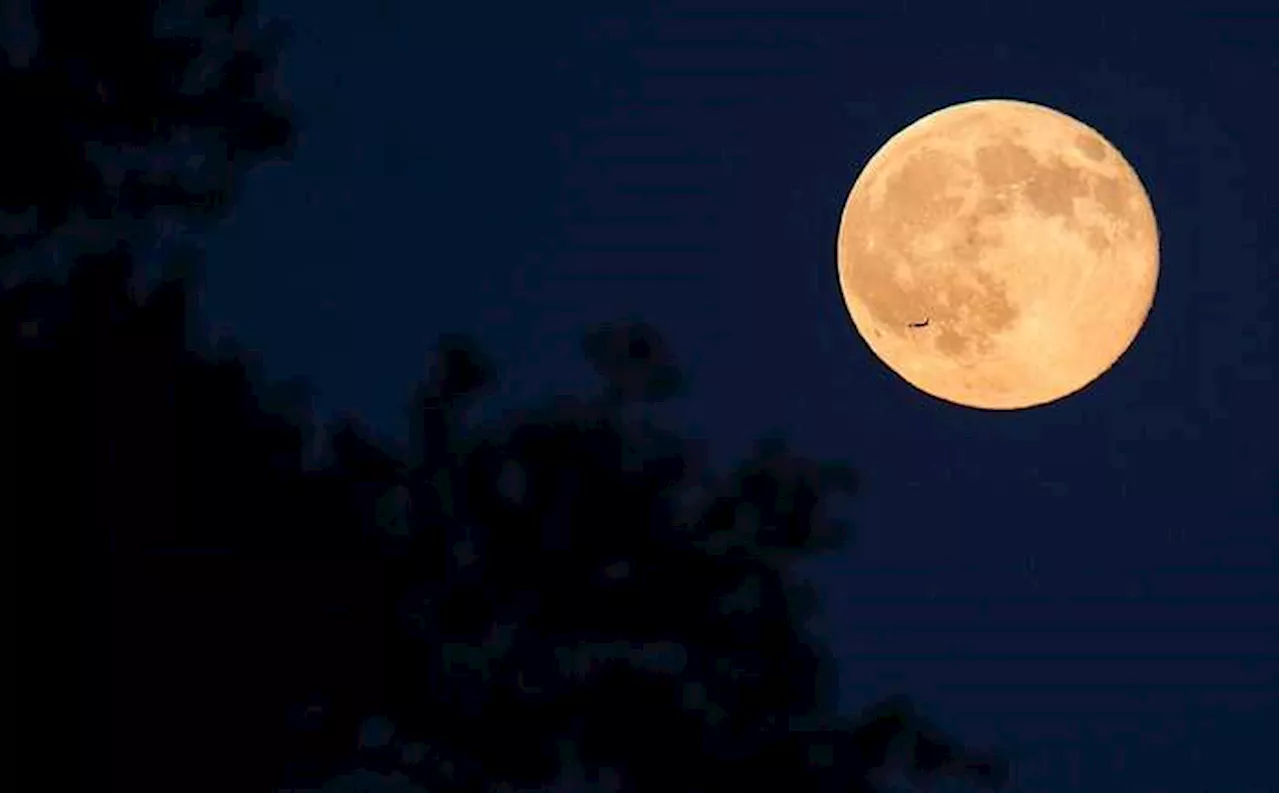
[836,99,1159,410]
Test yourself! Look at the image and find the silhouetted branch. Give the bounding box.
[583,319,687,405]
[2,0,295,276]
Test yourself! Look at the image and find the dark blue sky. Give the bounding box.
[196,3,1275,790]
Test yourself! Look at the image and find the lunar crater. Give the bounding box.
[1074,133,1108,162]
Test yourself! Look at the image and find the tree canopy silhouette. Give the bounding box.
[4,254,1007,791]
[4,3,1008,790]
[1,0,294,276]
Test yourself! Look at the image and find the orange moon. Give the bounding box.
[836,99,1159,410]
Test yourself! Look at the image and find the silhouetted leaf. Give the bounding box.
[1,0,294,277]
[583,319,687,403]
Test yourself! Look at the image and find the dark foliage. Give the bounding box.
[0,0,294,273]
[3,3,1006,790]
[4,254,1006,791]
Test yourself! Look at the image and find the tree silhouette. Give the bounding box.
[5,252,1007,790]
[1,0,294,277]
[3,249,369,790]
[351,321,1008,793]
[4,4,1008,790]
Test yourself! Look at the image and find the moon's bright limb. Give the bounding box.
[836,99,1159,410]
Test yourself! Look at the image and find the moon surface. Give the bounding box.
[836,99,1159,410]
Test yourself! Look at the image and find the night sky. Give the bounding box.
[192,3,1275,791]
